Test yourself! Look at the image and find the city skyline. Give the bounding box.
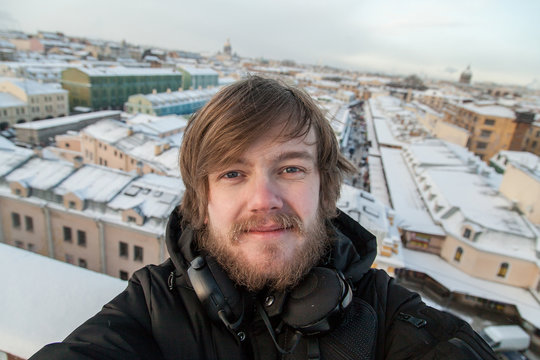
[1,0,539,86]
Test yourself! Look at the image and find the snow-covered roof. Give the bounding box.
[401,247,540,329]
[0,135,15,150]
[82,118,131,143]
[0,92,25,107]
[373,118,406,148]
[490,150,540,180]
[73,66,180,77]
[338,184,388,234]
[1,78,66,95]
[6,157,74,190]
[380,147,445,236]
[108,173,184,218]
[130,116,188,136]
[179,65,218,76]
[428,169,535,239]
[0,147,33,177]
[0,243,126,359]
[54,165,135,202]
[460,103,515,119]
[14,110,121,130]
[136,87,220,107]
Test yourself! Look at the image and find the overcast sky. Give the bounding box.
[1,0,539,86]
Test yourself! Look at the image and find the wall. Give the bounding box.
[499,163,540,224]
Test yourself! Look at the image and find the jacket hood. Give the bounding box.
[165,207,377,284]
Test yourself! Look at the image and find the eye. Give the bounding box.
[222,171,240,179]
[282,167,301,174]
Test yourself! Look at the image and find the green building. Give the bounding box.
[61,67,183,111]
[178,66,218,90]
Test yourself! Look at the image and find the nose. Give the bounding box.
[247,174,283,213]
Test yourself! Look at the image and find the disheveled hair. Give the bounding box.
[179,75,354,229]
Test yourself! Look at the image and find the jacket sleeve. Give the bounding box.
[29,268,165,360]
[381,274,497,360]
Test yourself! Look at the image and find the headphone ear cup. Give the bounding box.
[281,267,352,335]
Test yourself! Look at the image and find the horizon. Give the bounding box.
[1,0,539,87]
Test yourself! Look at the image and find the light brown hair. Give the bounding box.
[179,75,354,229]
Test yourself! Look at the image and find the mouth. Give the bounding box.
[248,225,291,233]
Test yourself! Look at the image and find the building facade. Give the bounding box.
[0,147,184,280]
[61,67,183,111]
[178,65,219,90]
[442,102,521,161]
[125,87,220,116]
[0,79,68,127]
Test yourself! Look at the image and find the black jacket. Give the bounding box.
[31,209,496,359]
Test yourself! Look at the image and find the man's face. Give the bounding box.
[202,125,329,291]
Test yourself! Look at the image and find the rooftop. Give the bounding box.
[14,110,121,130]
[6,157,74,191]
[54,165,135,202]
[1,78,67,95]
[71,66,181,77]
[107,173,184,218]
[460,103,515,119]
[0,92,26,108]
[0,243,126,359]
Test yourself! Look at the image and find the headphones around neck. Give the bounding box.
[187,254,352,341]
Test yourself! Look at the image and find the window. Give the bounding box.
[77,230,86,247]
[79,258,87,268]
[476,141,488,150]
[497,263,509,278]
[134,245,143,262]
[119,241,128,258]
[25,216,34,232]
[119,270,129,280]
[15,240,24,248]
[63,226,72,242]
[65,254,74,264]
[480,130,492,138]
[533,140,538,148]
[127,216,137,223]
[11,212,21,229]
[484,119,495,126]
[69,201,76,209]
[28,243,35,252]
[454,247,463,262]
[462,228,471,239]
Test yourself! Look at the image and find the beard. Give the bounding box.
[198,211,332,292]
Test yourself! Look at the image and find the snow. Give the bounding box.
[83,118,131,143]
[401,247,540,329]
[0,243,126,359]
[74,66,181,77]
[179,65,218,76]
[428,169,535,239]
[461,103,515,119]
[5,157,74,190]
[54,165,135,202]
[380,147,445,236]
[0,135,15,150]
[0,92,26,107]
[0,147,34,177]
[108,173,184,218]
[2,78,67,95]
[373,118,406,148]
[14,110,121,130]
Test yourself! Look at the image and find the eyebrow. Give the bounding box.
[230,150,315,167]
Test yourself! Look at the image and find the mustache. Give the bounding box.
[229,213,304,240]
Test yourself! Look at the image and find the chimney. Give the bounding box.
[152,89,157,94]
[73,155,83,169]
[136,161,144,176]
[154,144,162,156]
[166,88,171,93]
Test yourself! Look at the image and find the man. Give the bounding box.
[31,76,496,359]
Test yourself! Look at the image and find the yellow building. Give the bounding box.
[443,102,520,161]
